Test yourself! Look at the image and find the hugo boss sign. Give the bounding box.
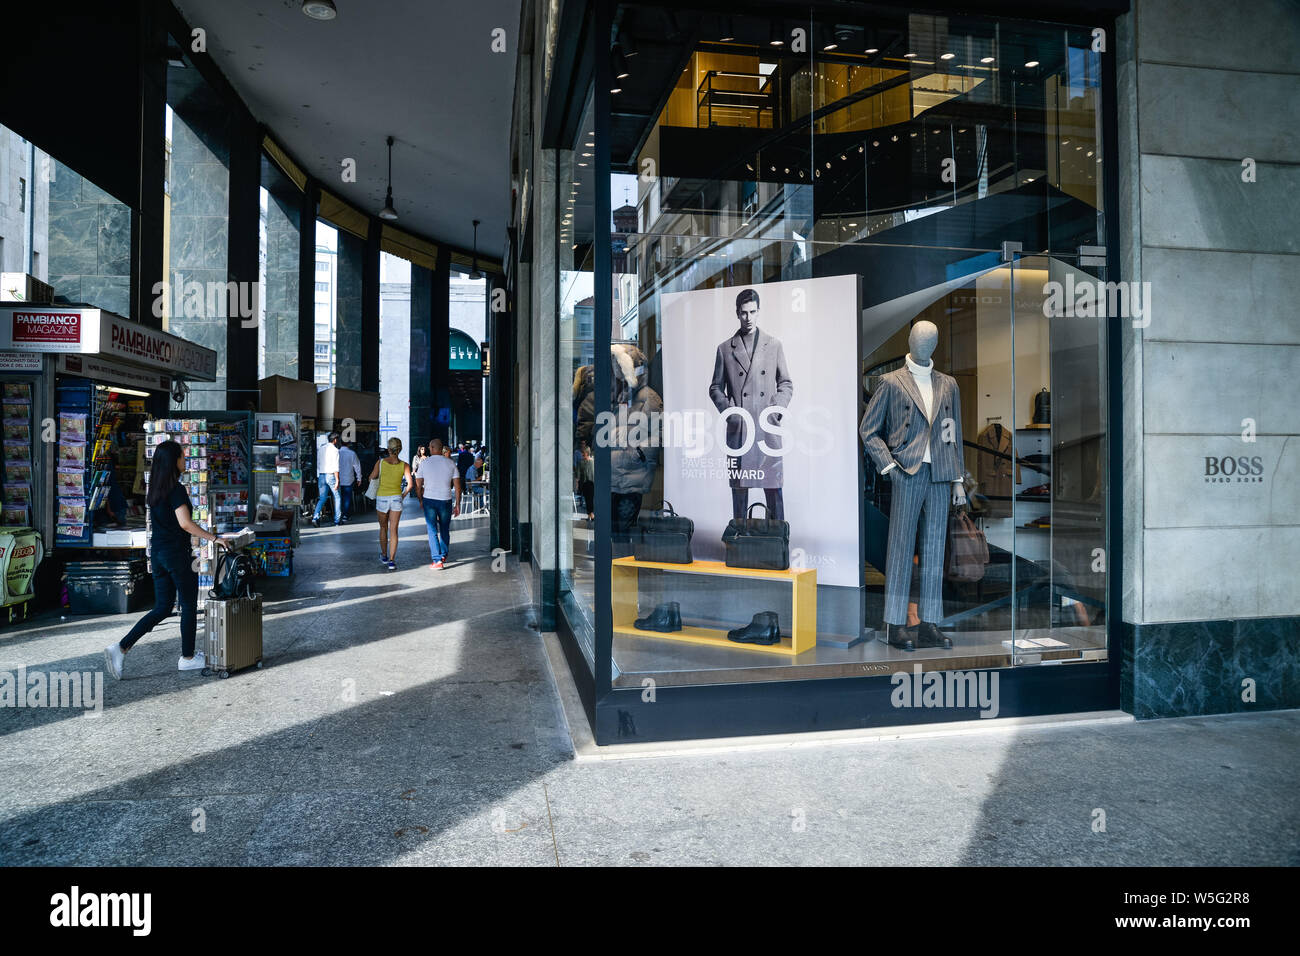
[1204,455,1264,483]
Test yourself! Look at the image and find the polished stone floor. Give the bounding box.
[0,501,1296,866]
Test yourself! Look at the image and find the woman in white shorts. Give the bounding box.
[368,437,412,570]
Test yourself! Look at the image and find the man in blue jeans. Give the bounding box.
[312,431,342,528]
[414,437,461,569]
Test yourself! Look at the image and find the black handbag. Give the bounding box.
[1032,387,1051,424]
[722,503,790,571]
[634,500,693,564]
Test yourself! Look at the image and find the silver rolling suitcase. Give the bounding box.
[203,594,264,678]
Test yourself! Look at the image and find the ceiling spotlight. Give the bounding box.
[613,45,631,80]
[611,86,622,94]
[981,56,995,63]
[940,52,955,60]
[824,42,838,51]
[769,21,785,46]
[904,52,917,58]
[865,47,878,54]
[301,0,338,20]
[1024,60,1039,67]
[378,135,398,220]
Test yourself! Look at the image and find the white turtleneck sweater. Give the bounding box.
[881,354,962,487]
[906,353,935,462]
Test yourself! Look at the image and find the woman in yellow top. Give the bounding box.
[369,437,412,570]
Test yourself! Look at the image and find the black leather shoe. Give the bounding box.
[634,602,682,632]
[884,623,916,652]
[915,621,953,649]
[728,611,780,645]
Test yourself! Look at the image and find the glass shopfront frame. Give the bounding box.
[541,0,1124,743]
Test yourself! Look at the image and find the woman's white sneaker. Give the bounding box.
[178,650,206,672]
[104,643,124,680]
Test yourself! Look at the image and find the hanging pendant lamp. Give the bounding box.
[378,135,398,221]
[469,220,483,279]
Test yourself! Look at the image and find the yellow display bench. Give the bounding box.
[612,557,817,656]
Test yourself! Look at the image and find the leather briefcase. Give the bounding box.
[945,509,990,583]
[722,503,790,571]
[634,500,693,564]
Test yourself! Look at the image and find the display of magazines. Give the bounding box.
[1,381,34,529]
[54,380,134,545]
[207,412,252,533]
[143,418,217,601]
[54,381,94,544]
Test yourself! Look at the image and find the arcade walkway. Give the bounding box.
[0,503,1295,865]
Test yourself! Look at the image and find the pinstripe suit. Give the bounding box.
[860,366,965,625]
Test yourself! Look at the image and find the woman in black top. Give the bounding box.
[103,439,225,680]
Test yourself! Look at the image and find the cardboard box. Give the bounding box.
[316,386,379,424]
[259,375,319,418]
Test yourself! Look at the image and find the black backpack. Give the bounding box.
[210,549,257,601]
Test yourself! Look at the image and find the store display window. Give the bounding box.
[550,5,1113,706]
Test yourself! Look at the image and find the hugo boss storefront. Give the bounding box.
[505,0,1134,744]
[508,0,1300,744]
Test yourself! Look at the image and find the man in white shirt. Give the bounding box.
[312,431,342,528]
[337,441,363,523]
[415,437,461,569]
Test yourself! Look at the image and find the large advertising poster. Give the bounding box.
[660,274,860,587]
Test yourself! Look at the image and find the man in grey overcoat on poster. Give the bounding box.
[709,288,794,520]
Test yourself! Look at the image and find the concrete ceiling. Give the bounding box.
[174,0,519,260]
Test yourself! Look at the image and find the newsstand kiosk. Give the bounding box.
[0,303,218,615]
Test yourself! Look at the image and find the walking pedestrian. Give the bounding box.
[368,437,412,570]
[103,440,226,679]
[311,431,342,528]
[455,442,474,482]
[337,440,363,523]
[415,437,461,569]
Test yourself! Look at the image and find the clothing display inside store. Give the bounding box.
[858,322,966,651]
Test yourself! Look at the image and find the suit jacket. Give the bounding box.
[859,365,965,482]
[708,327,793,487]
[976,423,1019,497]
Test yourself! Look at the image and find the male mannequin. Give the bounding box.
[709,288,793,519]
[859,321,966,651]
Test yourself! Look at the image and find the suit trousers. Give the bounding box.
[883,462,949,625]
